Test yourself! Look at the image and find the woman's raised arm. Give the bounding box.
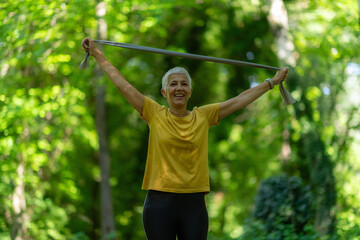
[82,37,145,115]
[219,67,288,120]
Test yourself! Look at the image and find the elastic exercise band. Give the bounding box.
[80,40,295,105]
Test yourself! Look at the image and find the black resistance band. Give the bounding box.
[79,40,296,105]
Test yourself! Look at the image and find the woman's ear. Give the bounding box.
[161,89,167,98]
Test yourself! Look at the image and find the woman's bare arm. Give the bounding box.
[219,67,288,120]
[82,37,144,115]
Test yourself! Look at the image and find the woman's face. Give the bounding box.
[161,73,193,108]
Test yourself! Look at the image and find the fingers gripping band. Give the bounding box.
[80,40,295,105]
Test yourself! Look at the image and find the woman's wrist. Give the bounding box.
[265,78,274,90]
[92,48,103,59]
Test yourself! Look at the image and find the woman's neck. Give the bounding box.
[169,107,190,117]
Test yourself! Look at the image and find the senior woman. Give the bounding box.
[81,37,288,240]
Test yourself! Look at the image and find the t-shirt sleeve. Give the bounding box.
[198,103,220,126]
[141,96,161,123]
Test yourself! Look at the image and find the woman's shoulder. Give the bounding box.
[194,103,220,126]
[145,96,166,108]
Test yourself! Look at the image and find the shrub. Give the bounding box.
[239,174,318,240]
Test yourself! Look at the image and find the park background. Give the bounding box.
[1,0,360,239]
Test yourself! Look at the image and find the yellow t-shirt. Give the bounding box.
[141,97,220,193]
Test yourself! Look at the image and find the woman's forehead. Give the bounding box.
[168,73,188,82]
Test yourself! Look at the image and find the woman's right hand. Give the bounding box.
[81,37,99,56]
[272,67,289,85]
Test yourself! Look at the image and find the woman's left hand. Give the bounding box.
[272,67,289,85]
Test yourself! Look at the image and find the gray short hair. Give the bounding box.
[161,67,192,92]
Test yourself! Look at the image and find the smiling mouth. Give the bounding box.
[174,94,185,97]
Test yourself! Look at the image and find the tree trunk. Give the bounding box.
[11,162,27,240]
[267,0,294,162]
[95,1,117,239]
[11,127,29,240]
[267,0,336,235]
[267,0,295,67]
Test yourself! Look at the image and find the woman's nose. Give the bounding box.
[176,83,183,90]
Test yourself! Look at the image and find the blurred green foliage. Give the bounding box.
[252,175,313,234]
[1,0,359,239]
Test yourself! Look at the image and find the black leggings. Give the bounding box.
[142,190,208,240]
